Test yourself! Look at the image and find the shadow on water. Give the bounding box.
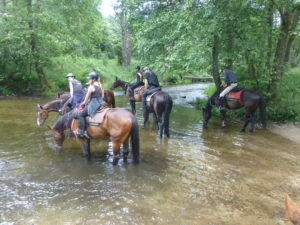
[0,85,300,224]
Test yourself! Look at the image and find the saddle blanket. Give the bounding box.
[86,107,111,126]
[146,91,159,102]
[134,86,144,94]
[226,90,244,100]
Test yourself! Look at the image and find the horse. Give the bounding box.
[47,108,140,165]
[110,78,144,114]
[202,87,267,133]
[285,193,300,225]
[57,89,116,108]
[110,78,173,138]
[37,98,69,126]
[37,89,115,126]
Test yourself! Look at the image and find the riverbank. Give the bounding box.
[269,123,300,144]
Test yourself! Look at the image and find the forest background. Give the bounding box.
[0,0,300,121]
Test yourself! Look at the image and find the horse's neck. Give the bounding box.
[43,100,63,112]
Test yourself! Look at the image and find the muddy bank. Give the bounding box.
[270,123,300,144]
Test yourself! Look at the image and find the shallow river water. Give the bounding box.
[1,83,300,225]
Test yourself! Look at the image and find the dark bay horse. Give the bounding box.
[110,78,173,138]
[110,78,144,114]
[202,87,267,132]
[48,108,139,165]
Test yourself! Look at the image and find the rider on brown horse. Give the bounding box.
[142,67,161,118]
[74,71,106,138]
[63,73,85,111]
[219,65,238,111]
[128,66,144,99]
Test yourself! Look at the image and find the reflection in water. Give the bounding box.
[0,84,300,224]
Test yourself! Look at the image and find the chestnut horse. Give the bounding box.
[48,108,139,165]
[202,87,267,133]
[110,78,173,138]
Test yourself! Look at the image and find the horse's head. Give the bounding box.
[110,77,126,90]
[47,125,64,148]
[37,104,49,126]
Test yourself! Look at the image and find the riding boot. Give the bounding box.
[128,87,134,101]
[219,97,227,111]
[75,117,88,138]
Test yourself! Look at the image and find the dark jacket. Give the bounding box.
[224,70,237,85]
[145,71,160,88]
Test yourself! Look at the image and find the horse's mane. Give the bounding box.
[53,110,76,131]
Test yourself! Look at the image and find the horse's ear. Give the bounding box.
[47,125,53,130]
[115,77,118,81]
[37,104,43,110]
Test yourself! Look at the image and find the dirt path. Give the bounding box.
[270,123,300,144]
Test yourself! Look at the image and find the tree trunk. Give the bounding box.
[119,13,131,67]
[265,0,274,73]
[269,9,294,99]
[212,34,221,87]
[27,0,51,90]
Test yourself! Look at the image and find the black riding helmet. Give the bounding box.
[221,65,230,72]
[87,71,99,81]
[135,65,140,70]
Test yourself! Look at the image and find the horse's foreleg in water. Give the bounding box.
[122,138,129,162]
[241,110,251,133]
[220,110,226,128]
[80,138,91,160]
[112,141,121,165]
[130,99,136,115]
[153,113,159,130]
[249,111,256,133]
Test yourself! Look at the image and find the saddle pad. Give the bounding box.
[87,108,111,126]
[146,91,158,102]
[227,90,244,100]
[134,86,144,94]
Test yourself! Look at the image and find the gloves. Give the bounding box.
[79,104,85,110]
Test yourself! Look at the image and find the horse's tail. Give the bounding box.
[259,94,267,129]
[163,94,173,138]
[130,116,140,163]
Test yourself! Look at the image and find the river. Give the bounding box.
[0,83,299,225]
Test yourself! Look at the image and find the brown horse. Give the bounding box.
[37,98,69,126]
[110,78,144,114]
[202,87,267,133]
[285,193,300,225]
[110,78,173,138]
[37,89,115,126]
[57,89,116,108]
[48,108,139,165]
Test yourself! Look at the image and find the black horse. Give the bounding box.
[110,78,173,138]
[202,87,267,133]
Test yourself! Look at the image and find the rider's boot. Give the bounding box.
[128,87,134,101]
[75,117,89,139]
[219,97,227,111]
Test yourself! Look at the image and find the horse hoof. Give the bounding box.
[112,157,120,165]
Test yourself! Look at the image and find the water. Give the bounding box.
[0,83,299,225]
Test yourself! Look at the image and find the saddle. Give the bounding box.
[146,91,159,102]
[226,86,245,100]
[86,106,111,126]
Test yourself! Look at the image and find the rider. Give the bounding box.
[219,65,238,111]
[142,67,161,117]
[64,73,85,111]
[128,66,144,98]
[75,71,106,138]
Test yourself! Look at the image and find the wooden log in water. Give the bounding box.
[183,75,213,83]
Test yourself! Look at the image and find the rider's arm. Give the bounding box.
[144,79,148,89]
[69,81,73,97]
[81,85,94,105]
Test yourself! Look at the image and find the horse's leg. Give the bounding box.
[157,114,163,138]
[79,138,91,160]
[143,111,149,127]
[130,99,136,115]
[122,137,129,162]
[220,110,226,128]
[153,112,159,130]
[112,141,121,165]
[249,111,256,133]
[241,110,251,133]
